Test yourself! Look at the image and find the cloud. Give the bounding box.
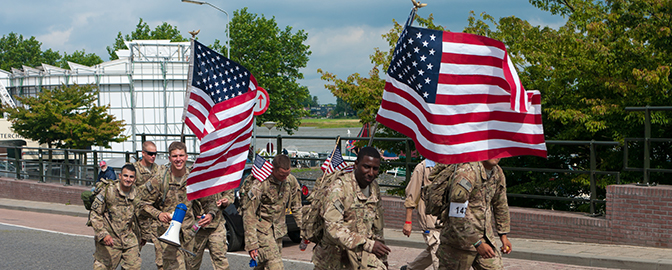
[37,28,73,49]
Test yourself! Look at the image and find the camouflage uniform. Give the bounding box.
[242,173,303,270]
[140,167,218,270]
[90,181,142,270]
[132,161,162,251]
[190,190,235,270]
[437,162,510,270]
[312,171,387,270]
[404,160,440,270]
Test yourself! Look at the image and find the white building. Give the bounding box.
[0,40,198,155]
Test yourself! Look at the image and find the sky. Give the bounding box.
[0,0,566,104]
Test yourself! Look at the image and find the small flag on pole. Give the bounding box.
[321,148,349,174]
[252,154,273,181]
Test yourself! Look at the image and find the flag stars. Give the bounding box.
[414,47,420,53]
[418,70,425,76]
[423,92,429,98]
[425,78,431,84]
[430,34,436,41]
[420,55,427,62]
[429,49,435,55]
[416,32,422,39]
[422,41,429,47]
[427,63,433,70]
[407,37,414,44]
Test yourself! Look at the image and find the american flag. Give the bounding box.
[252,154,273,181]
[376,18,546,164]
[184,39,258,200]
[321,147,349,174]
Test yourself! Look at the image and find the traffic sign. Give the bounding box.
[254,87,269,115]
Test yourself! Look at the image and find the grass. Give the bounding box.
[300,118,362,129]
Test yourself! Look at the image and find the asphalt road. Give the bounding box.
[0,208,626,270]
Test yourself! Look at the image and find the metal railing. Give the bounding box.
[2,121,670,216]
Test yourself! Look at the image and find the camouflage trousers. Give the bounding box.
[312,242,387,270]
[190,221,230,270]
[147,222,165,269]
[406,229,440,270]
[253,233,283,270]
[436,242,503,270]
[93,241,141,270]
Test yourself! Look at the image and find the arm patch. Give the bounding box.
[144,181,154,192]
[334,200,345,215]
[458,178,472,192]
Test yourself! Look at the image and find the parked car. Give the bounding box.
[222,165,311,251]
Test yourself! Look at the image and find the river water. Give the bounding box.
[252,126,361,154]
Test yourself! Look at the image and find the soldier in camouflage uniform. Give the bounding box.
[90,164,142,270]
[436,158,512,270]
[242,154,303,270]
[133,141,163,261]
[400,159,439,270]
[312,147,390,270]
[190,190,234,270]
[140,142,218,270]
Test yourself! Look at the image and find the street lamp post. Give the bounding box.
[181,0,230,59]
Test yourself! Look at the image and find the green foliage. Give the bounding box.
[225,8,311,134]
[0,32,61,71]
[300,95,319,108]
[106,18,188,60]
[59,50,103,69]
[0,84,128,149]
[332,97,356,118]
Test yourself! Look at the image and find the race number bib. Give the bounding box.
[449,201,468,218]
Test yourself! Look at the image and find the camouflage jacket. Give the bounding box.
[193,189,235,229]
[321,171,385,256]
[132,160,162,187]
[90,182,142,249]
[139,166,217,234]
[441,162,510,251]
[242,173,303,251]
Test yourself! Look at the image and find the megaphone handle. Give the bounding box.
[179,247,196,257]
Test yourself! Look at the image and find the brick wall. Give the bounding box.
[0,178,88,205]
[380,184,672,249]
[606,184,672,248]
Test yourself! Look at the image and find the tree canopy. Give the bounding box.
[106,18,189,60]
[217,8,312,134]
[0,84,127,149]
[59,49,103,69]
[0,32,61,71]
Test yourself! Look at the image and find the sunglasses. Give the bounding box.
[145,151,157,156]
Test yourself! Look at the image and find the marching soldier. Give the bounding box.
[242,154,303,270]
[312,146,390,269]
[90,164,142,270]
[436,158,512,270]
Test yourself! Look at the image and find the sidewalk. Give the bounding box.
[1,198,671,270]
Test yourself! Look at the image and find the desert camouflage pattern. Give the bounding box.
[312,171,387,270]
[190,190,234,270]
[133,160,163,245]
[90,182,142,269]
[242,173,303,269]
[437,162,509,269]
[437,242,503,270]
[139,167,217,270]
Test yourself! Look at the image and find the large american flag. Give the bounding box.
[376,20,546,164]
[321,147,349,174]
[184,39,258,200]
[252,154,273,182]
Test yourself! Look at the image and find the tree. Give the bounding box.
[332,97,356,118]
[0,84,127,149]
[59,50,103,69]
[0,32,61,71]
[106,18,189,60]
[220,8,311,134]
[300,95,319,108]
